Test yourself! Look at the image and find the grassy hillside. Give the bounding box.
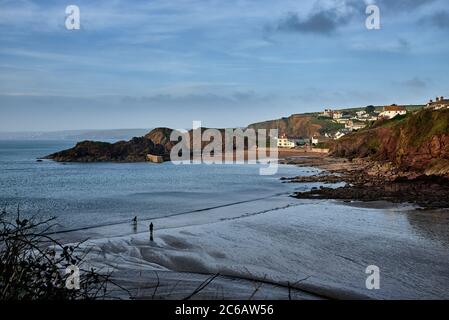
[248,113,344,138]
[248,114,323,138]
[248,105,425,139]
[331,108,449,176]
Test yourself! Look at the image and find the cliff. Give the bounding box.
[331,109,449,177]
[248,114,323,138]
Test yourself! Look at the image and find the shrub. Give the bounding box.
[0,209,122,300]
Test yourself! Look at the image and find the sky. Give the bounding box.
[1,0,449,131]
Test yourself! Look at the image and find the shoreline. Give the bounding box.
[29,149,449,299]
[281,155,449,209]
[47,155,449,300]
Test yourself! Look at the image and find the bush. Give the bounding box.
[0,209,122,300]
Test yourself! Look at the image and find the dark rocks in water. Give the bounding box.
[292,170,449,209]
[36,159,43,162]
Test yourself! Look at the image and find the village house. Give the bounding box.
[354,110,377,122]
[276,135,296,148]
[332,111,343,119]
[335,113,352,124]
[426,96,449,110]
[334,130,347,139]
[356,110,366,118]
[345,120,366,131]
[379,105,407,119]
[321,109,333,117]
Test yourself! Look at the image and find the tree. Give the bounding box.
[365,105,375,114]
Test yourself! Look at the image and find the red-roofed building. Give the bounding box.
[379,105,406,119]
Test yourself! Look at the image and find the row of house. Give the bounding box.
[426,96,449,110]
[279,95,447,146]
[320,104,409,140]
[323,105,407,122]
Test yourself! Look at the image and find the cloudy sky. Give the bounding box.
[1,0,448,131]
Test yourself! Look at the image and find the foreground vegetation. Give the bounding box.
[0,209,122,300]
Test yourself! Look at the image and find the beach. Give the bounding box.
[2,141,449,300]
[55,154,449,300]
[65,195,449,300]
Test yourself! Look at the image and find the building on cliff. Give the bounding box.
[345,120,366,131]
[321,109,333,117]
[426,96,449,110]
[379,105,407,119]
[332,111,343,119]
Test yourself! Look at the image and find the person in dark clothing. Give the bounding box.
[149,222,154,241]
[132,216,138,232]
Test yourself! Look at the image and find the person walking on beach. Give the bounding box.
[149,222,154,241]
[132,216,138,232]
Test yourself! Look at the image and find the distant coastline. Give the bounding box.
[0,128,151,141]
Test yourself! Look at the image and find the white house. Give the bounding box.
[345,120,366,131]
[336,118,350,124]
[356,110,367,118]
[334,131,346,139]
[322,109,333,117]
[277,135,295,148]
[379,105,406,119]
[332,111,343,119]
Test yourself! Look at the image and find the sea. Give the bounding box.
[0,140,314,231]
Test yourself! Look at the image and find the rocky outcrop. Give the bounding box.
[46,128,174,162]
[145,127,174,154]
[331,109,449,177]
[284,156,449,208]
[46,126,250,162]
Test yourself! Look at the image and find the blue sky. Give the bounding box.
[1,0,449,131]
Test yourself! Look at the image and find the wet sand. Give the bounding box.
[62,193,449,300]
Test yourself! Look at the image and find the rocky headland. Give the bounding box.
[45,127,249,162]
[45,127,175,162]
[286,108,449,208]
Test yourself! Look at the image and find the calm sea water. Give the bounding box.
[0,140,312,230]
